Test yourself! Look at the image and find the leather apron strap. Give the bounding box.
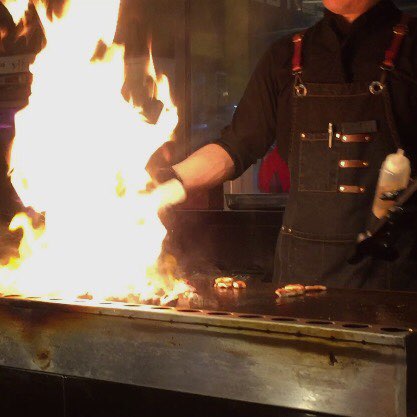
[292,31,307,97]
[373,13,412,93]
[383,14,411,70]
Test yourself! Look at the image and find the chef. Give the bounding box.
[153,0,417,290]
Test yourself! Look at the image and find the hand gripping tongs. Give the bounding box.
[349,179,417,264]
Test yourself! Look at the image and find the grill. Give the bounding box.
[0,280,416,417]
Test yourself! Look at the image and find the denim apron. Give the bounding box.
[275,15,417,289]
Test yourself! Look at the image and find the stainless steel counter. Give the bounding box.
[0,283,415,417]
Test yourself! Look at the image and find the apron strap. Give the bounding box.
[292,31,307,96]
[292,32,305,74]
[382,13,412,71]
[370,13,412,95]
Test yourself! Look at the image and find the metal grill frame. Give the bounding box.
[0,295,415,417]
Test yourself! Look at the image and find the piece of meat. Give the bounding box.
[214,277,247,290]
[214,277,234,289]
[275,288,300,298]
[232,280,247,289]
[275,283,327,298]
[284,284,305,295]
[215,277,234,284]
[214,282,231,289]
[305,285,327,292]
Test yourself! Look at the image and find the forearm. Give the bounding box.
[173,144,235,191]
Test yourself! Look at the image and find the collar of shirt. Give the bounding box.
[323,0,401,44]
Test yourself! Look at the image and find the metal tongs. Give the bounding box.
[349,179,417,264]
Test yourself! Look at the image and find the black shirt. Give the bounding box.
[216,0,417,178]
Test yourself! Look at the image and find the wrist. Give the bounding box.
[154,166,184,186]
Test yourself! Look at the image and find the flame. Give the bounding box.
[2,0,36,45]
[0,28,7,52]
[2,0,30,24]
[147,43,157,85]
[0,0,191,304]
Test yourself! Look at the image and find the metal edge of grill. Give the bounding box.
[0,294,413,347]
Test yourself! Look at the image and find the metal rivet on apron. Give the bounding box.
[339,185,367,193]
[337,134,373,143]
[300,133,306,139]
[339,160,370,168]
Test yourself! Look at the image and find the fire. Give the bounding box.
[1,0,36,46]
[0,0,192,304]
[2,0,29,24]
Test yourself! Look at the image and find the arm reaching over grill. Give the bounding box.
[172,144,235,192]
[150,44,281,205]
[150,144,234,208]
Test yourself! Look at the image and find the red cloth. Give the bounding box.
[258,147,290,193]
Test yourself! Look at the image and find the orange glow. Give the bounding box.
[0,0,192,304]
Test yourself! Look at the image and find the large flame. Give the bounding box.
[0,0,191,304]
[2,0,29,24]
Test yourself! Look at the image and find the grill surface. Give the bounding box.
[188,278,417,328]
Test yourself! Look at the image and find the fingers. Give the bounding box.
[380,189,405,201]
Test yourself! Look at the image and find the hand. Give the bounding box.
[153,178,187,209]
[349,180,417,264]
[349,228,399,264]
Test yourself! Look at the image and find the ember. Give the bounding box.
[0,0,193,304]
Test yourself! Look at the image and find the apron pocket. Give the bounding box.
[298,132,339,192]
[278,231,361,286]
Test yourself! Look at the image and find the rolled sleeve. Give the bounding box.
[213,46,280,179]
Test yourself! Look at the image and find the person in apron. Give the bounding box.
[151,0,417,290]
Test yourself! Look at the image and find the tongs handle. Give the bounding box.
[349,179,417,264]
